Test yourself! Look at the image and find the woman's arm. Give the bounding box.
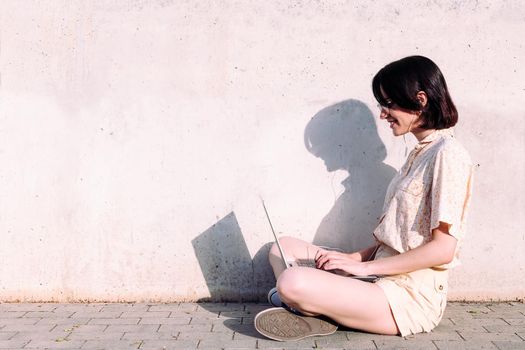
[317,222,457,276]
[362,222,457,275]
[347,244,380,262]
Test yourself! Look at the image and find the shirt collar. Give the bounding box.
[417,128,454,147]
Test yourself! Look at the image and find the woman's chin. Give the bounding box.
[391,126,407,136]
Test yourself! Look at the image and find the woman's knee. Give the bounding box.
[276,268,309,303]
[268,236,295,259]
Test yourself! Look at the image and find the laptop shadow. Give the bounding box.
[192,212,255,302]
[192,212,275,337]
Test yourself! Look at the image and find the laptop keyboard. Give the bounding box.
[295,259,317,268]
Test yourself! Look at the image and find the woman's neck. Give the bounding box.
[412,128,436,142]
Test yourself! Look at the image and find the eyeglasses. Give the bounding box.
[377,100,395,114]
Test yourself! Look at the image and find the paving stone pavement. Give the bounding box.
[0,302,524,349]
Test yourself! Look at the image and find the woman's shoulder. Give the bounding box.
[432,130,473,165]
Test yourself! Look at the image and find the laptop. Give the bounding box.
[261,198,380,283]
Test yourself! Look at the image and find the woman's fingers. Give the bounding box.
[316,252,349,269]
[315,251,325,268]
[316,251,337,268]
[322,261,352,276]
[314,249,327,263]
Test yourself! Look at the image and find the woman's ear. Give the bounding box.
[416,91,428,108]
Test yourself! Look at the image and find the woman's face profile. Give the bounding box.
[378,87,421,137]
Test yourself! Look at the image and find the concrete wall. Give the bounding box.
[0,0,523,302]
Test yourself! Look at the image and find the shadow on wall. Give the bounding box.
[191,212,274,302]
[192,99,395,302]
[305,99,397,253]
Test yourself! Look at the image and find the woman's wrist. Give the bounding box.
[347,252,362,262]
[361,260,377,276]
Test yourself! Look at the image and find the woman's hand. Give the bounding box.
[315,250,370,276]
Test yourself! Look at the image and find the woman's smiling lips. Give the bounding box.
[387,118,398,128]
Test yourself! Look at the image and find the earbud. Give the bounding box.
[407,115,417,133]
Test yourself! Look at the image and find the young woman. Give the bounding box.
[254,56,474,340]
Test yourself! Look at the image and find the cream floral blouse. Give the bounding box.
[373,128,474,269]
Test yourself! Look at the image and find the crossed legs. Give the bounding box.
[269,236,399,335]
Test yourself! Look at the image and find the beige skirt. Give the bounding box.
[374,245,449,337]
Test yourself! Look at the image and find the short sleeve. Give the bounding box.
[430,145,474,240]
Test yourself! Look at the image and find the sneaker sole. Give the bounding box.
[254,307,338,341]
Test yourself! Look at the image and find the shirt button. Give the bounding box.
[439,285,444,291]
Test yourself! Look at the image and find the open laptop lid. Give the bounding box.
[260,198,290,270]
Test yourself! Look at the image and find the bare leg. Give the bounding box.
[268,236,399,335]
[279,267,398,335]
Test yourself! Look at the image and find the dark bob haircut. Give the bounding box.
[372,56,458,130]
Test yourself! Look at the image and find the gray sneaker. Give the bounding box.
[267,287,283,307]
[254,307,338,341]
